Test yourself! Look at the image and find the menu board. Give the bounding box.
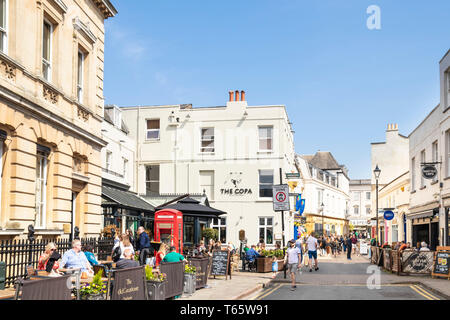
[210,250,230,279]
[433,250,449,277]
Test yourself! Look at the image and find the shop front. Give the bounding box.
[304,214,347,237]
[101,183,155,235]
[408,208,440,251]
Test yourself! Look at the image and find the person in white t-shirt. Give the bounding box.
[284,240,301,291]
[306,232,319,272]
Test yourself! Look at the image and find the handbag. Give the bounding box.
[112,245,122,262]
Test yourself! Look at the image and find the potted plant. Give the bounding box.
[79,270,107,300]
[201,228,218,243]
[183,263,197,296]
[145,265,167,300]
[256,250,272,273]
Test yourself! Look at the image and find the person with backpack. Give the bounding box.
[136,226,153,265]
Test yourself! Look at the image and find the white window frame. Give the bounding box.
[258,217,273,245]
[258,126,273,152]
[199,170,214,200]
[42,18,53,82]
[106,151,112,171]
[411,157,416,191]
[210,217,226,242]
[353,192,360,201]
[0,0,8,54]
[145,165,160,195]
[35,150,48,229]
[146,119,160,140]
[77,50,84,104]
[258,169,274,198]
[420,150,426,188]
[447,130,450,178]
[200,127,214,153]
[432,140,438,182]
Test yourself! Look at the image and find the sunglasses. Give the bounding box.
[50,248,56,251]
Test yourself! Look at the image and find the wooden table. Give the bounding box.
[0,288,16,300]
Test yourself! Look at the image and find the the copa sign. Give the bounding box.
[421,165,437,180]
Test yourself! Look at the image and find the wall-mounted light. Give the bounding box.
[243,111,248,117]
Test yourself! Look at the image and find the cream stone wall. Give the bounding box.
[0,0,116,239]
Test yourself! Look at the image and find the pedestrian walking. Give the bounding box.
[295,235,303,266]
[136,226,153,265]
[284,240,301,290]
[306,232,319,272]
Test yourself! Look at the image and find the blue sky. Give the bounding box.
[103,0,450,179]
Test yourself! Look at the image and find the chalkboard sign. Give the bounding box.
[432,247,450,279]
[210,250,230,280]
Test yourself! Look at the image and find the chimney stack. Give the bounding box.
[229,90,234,101]
[240,90,245,101]
[235,90,240,102]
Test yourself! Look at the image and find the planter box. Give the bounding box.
[277,260,285,271]
[256,257,272,273]
[183,273,196,296]
[81,293,105,300]
[147,280,167,300]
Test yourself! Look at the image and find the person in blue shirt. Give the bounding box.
[82,244,98,266]
[245,245,260,262]
[60,239,93,273]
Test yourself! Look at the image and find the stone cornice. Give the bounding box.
[91,0,117,19]
[73,17,97,44]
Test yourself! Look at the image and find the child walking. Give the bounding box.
[271,256,278,279]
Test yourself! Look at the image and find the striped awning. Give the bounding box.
[406,210,433,220]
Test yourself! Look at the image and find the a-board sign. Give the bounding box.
[432,246,450,279]
[239,230,245,241]
[210,250,230,279]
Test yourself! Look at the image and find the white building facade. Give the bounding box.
[296,152,350,237]
[371,124,409,242]
[348,179,372,234]
[408,50,450,248]
[121,91,300,247]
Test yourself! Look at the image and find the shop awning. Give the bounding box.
[406,210,433,220]
[102,185,155,213]
[157,197,226,219]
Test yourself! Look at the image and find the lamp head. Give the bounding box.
[373,165,381,179]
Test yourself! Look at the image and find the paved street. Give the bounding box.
[246,253,449,300]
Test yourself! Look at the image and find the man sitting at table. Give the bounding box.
[162,246,186,263]
[116,249,140,269]
[60,239,93,274]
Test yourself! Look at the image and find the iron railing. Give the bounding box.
[0,237,114,288]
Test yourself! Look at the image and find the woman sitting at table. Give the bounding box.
[38,242,61,273]
[112,234,135,260]
[155,243,168,267]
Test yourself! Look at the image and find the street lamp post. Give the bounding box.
[373,165,381,246]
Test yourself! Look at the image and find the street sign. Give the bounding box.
[422,165,437,180]
[273,184,290,211]
[384,210,394,221]
[285,173,300,179]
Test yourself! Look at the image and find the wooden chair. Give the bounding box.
[93,264,108,277]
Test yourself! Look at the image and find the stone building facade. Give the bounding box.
[0,0,116,239]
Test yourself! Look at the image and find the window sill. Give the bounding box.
[0,229,24,236]
[430,180,439,185]
[443,106,450,113]
[444,176,450,181]
[419,186,426,190]
[257,151,273,154]
[34,229,64,236]
[144,139,160,143]
[198,152,215,156]
[255,198,273,202]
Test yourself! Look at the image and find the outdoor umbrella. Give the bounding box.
[157,197,226,218]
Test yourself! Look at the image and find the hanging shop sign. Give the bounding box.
[421,165,437,180]
[384,210,394,221]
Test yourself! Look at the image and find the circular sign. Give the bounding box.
[384,210,394,221]
[275,192,287,202]
[421,165,437,180]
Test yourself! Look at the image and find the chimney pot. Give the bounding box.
[229,91,234,101]
[235,90,240,102]
[240,90,245,101]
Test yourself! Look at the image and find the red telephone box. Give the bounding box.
[154,209,183,253]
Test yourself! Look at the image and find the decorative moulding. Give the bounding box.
[73,17,97,45]
[51,0,68,13]
[77,105,90,122]
[43,84,59,104]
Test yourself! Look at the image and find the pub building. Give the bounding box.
[121,90,299,247]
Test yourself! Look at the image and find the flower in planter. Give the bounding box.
[184,264,196,274]
[79,270,107,299]
[145,265,167,282]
